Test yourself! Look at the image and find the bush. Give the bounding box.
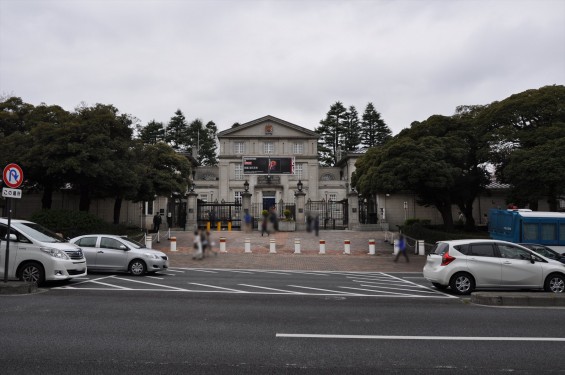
[30,209,134,239]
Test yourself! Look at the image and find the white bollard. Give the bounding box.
[220,237,227,253]
[418,240,426,256]
[294,238,301,254]
[368,239,376,255]
[393,239,399,255]
[170,236,177,252]
[245,238,251,253]
[156,231,160,243]
[344,240,351,255]
[145,234,152,249]
[269,238,276,253]
[319,239,326,254]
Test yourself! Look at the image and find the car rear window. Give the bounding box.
[432,242,450,255]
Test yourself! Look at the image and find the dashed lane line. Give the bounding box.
[238,284,307,294]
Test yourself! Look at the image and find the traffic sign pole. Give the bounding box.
[2,163,23,283]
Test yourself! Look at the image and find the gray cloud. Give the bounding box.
[1,0,564,134]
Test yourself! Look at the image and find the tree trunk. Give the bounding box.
[113,196,122,224]
[435,201,454,230]
[79,185,91,212]
[41,184,53,209]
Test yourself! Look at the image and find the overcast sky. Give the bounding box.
[1,0,564,135]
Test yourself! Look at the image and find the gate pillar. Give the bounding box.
[294,190,306,231]
[347,190,359,230]
[186,190,198,231]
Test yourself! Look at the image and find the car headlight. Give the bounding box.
[144,253,160,259]
[41,247,71,260]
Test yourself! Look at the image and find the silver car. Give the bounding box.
[423,239,565,295]
[69,234,169,275]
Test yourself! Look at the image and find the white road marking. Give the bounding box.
[111,276,190,291]
[239,284,307,294]
[189,283,246,293]
[288,285,363,295]
[340,286,447,298]
[276,333,565,342]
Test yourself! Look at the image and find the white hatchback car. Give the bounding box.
[423,239,565,295]
[69,234,169,275]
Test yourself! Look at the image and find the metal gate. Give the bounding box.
[197,201,242,230]
[250,200,296,229]
[306,199,348,230]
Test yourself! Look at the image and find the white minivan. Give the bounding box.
[0,218,87,285]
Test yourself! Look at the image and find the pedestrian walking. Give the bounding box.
[192,229,203,260]
[261,211,269,236]
[394,234,409,262]
[153,213,162,233]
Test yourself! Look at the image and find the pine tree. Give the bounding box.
[199,121,218,166]
[316,101,347,166]
[343,105,362,152]
[165,109,189,151]
[137,120,165,144]
[361,102,392,147]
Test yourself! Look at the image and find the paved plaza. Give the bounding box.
[152,229,426,272]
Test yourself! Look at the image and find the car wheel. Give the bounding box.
[544,273,565,293]
[449,272,475,295]
[19,262,45,286]
[129,260,147,276]
[432,282,448,290]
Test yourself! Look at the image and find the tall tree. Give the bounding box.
[199,121,218,166]
[137,120,165,144]
[361,102,392,147]
[316,101,347,166]
[342,106,362,153]
[165,109,189,151]
[479,85,565,209]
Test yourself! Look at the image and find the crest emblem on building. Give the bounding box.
[265,124,273,135]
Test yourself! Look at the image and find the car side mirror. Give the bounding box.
[120,245,128,251]
[529,254,536,264]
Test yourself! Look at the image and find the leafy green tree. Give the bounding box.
[0,97,34,136]
[165,109,189,151]
[316,101,347,166]
[361,102,392,147]
[353,114,489,228]
[342,106,362,152]
[137,120,165,144]
[479,85,565,209]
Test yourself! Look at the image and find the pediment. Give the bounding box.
[218,115,319,139]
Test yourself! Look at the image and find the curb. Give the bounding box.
[0,281,38,295]
[471,292,565,307]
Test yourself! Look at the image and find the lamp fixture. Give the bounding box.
[297,180,303,192]
[244,180,249,192]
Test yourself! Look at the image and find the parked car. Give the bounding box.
[69,234,169,275]
[519,243,565,264]
[423,239,565,295]
[0,218,87,285]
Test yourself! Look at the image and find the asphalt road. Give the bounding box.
[1,270,564,374]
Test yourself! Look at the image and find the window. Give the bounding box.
[293,142,304,154]
[235,164,243,180]
[468,244,495,257]
[295,163,303,179]
[76,237,97,247]
[541,223,556,241]
[234,191,242,204]
[199,194,208,202]
[234,142,245,154]
[100,237,125,250]
[264,141,275,154]
[498,244,531,260]
[523,223,538,241]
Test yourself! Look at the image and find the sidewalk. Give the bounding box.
[152,229,425,272]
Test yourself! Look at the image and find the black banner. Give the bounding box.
[243,157,294,174]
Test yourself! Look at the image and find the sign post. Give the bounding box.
[2,163,24,283]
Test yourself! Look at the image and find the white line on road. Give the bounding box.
[189,283,246,293]
[276,333,565,342]
[288,285,363,295]
[238,284,307,294]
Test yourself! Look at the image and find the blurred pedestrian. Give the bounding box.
[153,213,162,233]
[244,210,252,233]
[394,234,409,262]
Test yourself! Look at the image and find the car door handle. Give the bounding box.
[97,250,104,253]
[503,261,512,264]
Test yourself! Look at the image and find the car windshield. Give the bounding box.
[530,245,558,259]
[13,222,65,243]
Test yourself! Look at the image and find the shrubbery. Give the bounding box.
[30,209,134,239]
[401,221,490,245]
